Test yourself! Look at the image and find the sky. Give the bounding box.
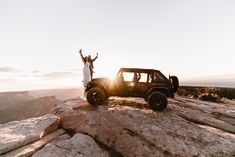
[0,0,235,91]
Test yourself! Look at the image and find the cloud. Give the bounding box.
[0,78,14,82]
[32,70,39,73]
[42,71,81,79]
[0,67,17,72]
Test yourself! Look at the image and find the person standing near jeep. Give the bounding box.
[88,53,98,79]
[79,49,91,98]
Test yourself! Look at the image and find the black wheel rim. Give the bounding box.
[150,95,165,110]
[91,91,102,104]
[152,96,162,107]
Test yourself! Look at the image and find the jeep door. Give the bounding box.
[113,71,136,96]
[132,72,149,96]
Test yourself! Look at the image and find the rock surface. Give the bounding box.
[32,133,109,157]
[0,114,59,155]
[53,97,235,157]
[2,129,65,157]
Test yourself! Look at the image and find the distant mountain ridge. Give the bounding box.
[29,88,83,100]
[0,91,57,124]
[181,73,235,88]
[0,91,35,104]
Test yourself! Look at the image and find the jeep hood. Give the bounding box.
[91,77,111,83]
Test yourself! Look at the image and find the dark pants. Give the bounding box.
[90,66,93,80]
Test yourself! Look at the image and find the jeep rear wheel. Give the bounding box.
[148,92,167,111]
[87,87,106,106]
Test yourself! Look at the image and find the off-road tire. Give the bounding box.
[148,92,167,111]
[87,87,106,106]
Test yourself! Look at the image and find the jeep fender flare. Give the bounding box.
[86,82,109,97]
[144,87,169,100]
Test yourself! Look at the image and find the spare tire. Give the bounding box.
[86,87,106,106]
[148,92,168,111]
[170,76,179,93]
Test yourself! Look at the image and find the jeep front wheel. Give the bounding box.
[148,92,167,111]
[86,87,106,106]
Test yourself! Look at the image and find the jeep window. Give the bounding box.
[122,72,135,82]
[152,72,165,82]
[138,73,148,82]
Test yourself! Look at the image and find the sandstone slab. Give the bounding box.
[0,114,59,155]
[2,129,65,157]
[56,97,235,157]
[32,133,109,157]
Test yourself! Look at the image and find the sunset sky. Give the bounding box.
[0,0,235,91]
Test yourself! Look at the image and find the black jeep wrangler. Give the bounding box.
[85,68,179,111]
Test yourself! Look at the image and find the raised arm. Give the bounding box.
[92,53,98,62]
[79,49,85,63]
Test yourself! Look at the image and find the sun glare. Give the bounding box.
[95,66,119,79]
